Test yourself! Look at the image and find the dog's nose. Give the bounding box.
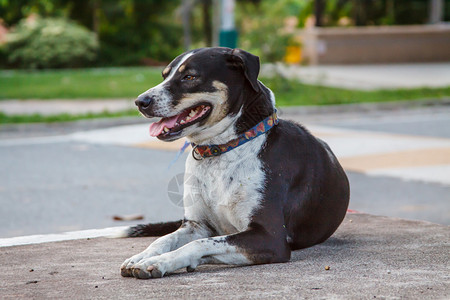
[135,95,152,108]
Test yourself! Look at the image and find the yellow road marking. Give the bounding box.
[134,138,189,152]
[339,147,450,172]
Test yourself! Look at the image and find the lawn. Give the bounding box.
[0,68,163,99]
[0,110,140,124]
[0,67,449,123]
[265,79,450,107]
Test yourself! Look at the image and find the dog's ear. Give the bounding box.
[226,49,260,92]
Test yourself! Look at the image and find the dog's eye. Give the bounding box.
[183,75,197,81]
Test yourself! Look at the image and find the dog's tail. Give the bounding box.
[111,220,183,238]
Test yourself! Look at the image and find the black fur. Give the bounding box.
[259,119,349,250]
[126,220,183,237]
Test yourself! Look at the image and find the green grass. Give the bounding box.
[268,81,450,106]
[0,109,140,124]
[1,67,449,104]
[0,67,449,124]
[0,67,163,99]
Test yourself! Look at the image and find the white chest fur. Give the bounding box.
[184,135,267,235]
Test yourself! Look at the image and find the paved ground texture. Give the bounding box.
[0,213,448,299]
[0,99,134,116]
[261,63,450,90]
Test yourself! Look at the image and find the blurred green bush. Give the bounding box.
[4,17,98,69]
[0,1,183,67]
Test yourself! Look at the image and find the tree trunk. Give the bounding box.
[314,0,324,27]
[92,0,100,36]
[202,0,212,47]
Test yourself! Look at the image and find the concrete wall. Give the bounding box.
[300,24,450,65]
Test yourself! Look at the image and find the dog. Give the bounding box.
[120,47,350,279]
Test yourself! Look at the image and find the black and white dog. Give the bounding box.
[120,47,350,279]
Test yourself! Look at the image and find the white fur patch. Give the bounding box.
[132,236,250,277]
[165,52,194,83]
[121,221,210,271]
[185,133,267,235]
[122,131,269,277]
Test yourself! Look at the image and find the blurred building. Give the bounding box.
[298,0,450,65]
[300,24,450,65]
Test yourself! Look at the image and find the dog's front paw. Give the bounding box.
[131,257,167,279]
[131,264,164,279]
[120,251,158,278]
[121,250,196,279]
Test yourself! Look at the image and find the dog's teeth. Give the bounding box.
[189,110,196,117]
[180,120,186,124]
[186,116,191,121]
[163,127,169,133]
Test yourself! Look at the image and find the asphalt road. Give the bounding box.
[1,104,449,238]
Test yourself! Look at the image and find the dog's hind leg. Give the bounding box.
[120,220,211,277]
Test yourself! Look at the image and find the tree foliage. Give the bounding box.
[297,0,448,27]
[94,0,183,66]
[1,0,448,68]
[0,0,183,67]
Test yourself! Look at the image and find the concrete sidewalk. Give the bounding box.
[0,98,135,116]
[261,63,450,90]
[0,213,448,299]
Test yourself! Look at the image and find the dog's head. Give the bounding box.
[135,47,269,142]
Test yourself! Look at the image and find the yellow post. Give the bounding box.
[285,45,302,64]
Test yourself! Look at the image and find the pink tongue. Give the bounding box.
[149,115,179,137]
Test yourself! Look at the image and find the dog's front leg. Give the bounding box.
[131,224,291,279]
[120,220,210,278]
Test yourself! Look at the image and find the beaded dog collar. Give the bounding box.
[191,111,279,160]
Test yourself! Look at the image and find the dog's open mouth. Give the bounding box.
[149,104,211,139]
